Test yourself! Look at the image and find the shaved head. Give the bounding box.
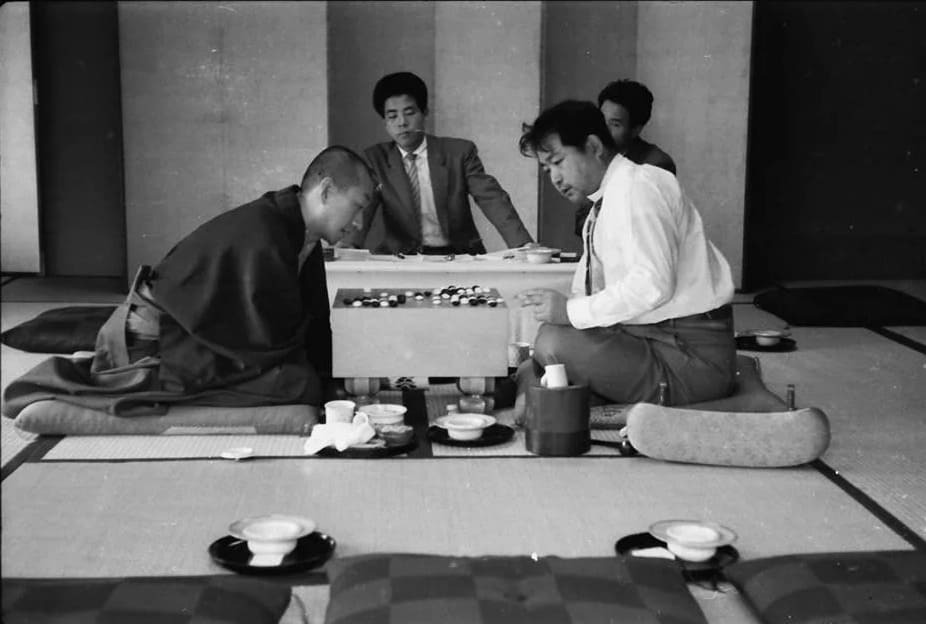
[301,146,375,194]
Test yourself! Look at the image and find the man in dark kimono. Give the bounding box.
[2,146,378,417]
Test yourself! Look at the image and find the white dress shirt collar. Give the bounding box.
[397,136,428,160]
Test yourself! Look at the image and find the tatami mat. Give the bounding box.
[733,305,926,538]
[42,435,307,461]
[3,288,926,540]
[2,459,911,580]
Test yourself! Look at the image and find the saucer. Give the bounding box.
[428,423,515,447]
[316,436,417,458]
[219,447,254,461]
[649,520,737,548]
[615,533,738,581]
[209,532,335,576]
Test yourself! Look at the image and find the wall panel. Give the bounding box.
[637,1,752,287]
[119,1,327,277]
[539,0,638,252]
[328,1,435,153]
[0,2,40,273]
[434,1,542,250]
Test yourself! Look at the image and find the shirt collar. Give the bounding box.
[586,154,625,204]
[397,135,428,159]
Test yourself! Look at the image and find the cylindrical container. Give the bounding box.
[525,385,590,456]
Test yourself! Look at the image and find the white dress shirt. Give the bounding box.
[567,154,734,328]
[397,137,449,247]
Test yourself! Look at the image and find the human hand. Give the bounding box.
[517,288,570,325]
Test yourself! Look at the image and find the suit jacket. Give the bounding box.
[350,135,532,254]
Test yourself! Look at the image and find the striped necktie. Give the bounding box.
[584,198,603,296]
[404,153,421,211]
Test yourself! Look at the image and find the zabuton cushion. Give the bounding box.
[1,575,295,624]
[324,553,707,624]
[1,305,116,354]
[725,550,926,624]
[11,400,317,435]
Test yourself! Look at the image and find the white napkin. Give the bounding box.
[303,412,376,454]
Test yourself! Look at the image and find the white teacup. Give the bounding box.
[540,364,568,389]
[665,523,720,562]
[235,515,315,567]
[324,400,356,424]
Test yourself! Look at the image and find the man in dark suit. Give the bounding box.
[345,72,533,255]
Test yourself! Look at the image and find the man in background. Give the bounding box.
[345,71,533,255]
[573,79,677,236]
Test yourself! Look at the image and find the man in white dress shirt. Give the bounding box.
[514,100,736,409]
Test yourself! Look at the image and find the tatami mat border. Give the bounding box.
[810,459,926,551]
[869,327,926,356]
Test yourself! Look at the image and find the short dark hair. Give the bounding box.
[372,72,429,117]
[301,146,375,193]
[597,79,654,128]
[519,100,617,157]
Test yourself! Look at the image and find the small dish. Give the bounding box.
[525,248,556,264]
[316,436,417,458]
[219,447,254,461]
[434,414,497,441]
[378,424,414,446]
[209,531,335,576]
[753,329,788,346]
[735,334,797,353]
[615,532,739,582]
[428,423,515,447]
[358,403,407,426]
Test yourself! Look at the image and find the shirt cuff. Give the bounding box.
[566,296,595,329]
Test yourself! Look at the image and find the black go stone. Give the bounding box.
[397,294,406,304]
[423,290,432,297]
[488,300,497,307]
[342,298,353,305]
[451,300,460,306]
[389,300,398,307]
[469,298,478,306]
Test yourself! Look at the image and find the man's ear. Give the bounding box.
[319,176,335,202]
[586,134,605,159]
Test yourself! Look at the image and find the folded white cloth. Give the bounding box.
[303,413,376,455]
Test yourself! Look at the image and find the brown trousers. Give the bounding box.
[517,306,736,406]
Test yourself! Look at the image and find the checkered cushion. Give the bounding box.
[325,554,706,624]
[725,550,926,624]
[2,575,293,623]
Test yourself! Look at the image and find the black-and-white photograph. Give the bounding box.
[1,1,924,622]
